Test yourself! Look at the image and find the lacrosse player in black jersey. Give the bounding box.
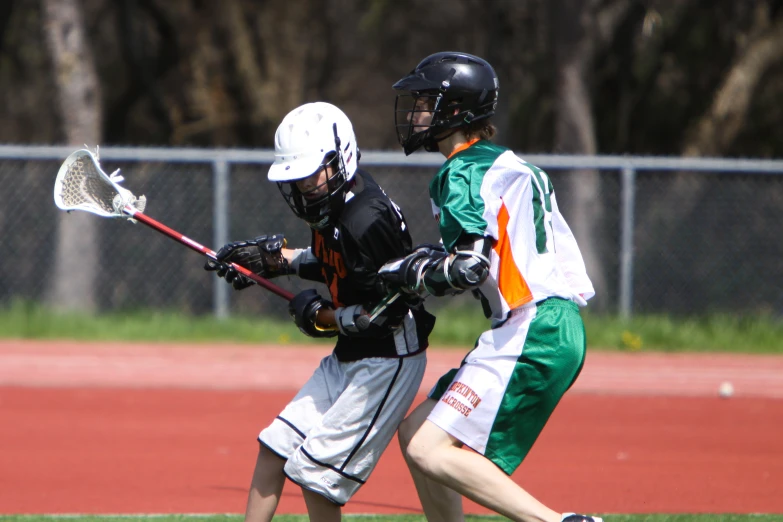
[205,102,434,522]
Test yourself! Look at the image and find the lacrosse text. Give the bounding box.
[447,381,482,409]
[441,394,473,417]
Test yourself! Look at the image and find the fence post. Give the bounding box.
[619,166,636,318]
[213,159,230,318]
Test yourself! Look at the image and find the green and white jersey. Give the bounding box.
[429,140,595,321]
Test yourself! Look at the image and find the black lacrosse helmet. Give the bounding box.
[393,51,499,155]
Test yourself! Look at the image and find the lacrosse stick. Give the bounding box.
[355,292,401,330]
[53,148,294,301]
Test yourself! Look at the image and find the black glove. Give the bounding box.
[205,234,288,290]
[377,245,448,296]
[336,294,413,337]
[288,289,338,338]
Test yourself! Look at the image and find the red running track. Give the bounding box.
[1,340,782,515]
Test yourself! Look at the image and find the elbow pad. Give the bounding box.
[419,236,492,296]
[421,250,490,296]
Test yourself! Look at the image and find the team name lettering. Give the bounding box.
[313,232,347,277]
[441,395,472,417]
[447,381,482,409]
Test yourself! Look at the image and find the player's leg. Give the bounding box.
[302,487,341,522]
[285,352,426,505]
[405,299,590,522]
[248,355,336,521]
[244,443,286,522]
[398,398,464,522]
[405,418,559,522]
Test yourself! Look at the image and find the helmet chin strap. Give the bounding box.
[423,127,460,153]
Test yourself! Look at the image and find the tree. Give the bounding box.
[684,2,783,157]
[551,0,632,309]
[642,2,783,244]
[42,0,102,312]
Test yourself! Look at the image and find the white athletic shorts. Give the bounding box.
[258,350,426,505]
[427,298,586,474]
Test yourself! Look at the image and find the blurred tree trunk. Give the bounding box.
[684,6,783,156]
[162,0,324,145]
[250,0,327,123]
[645,3,783,225]
[552,0,630,310]
[220,0,314,132]
[43,0,102,312]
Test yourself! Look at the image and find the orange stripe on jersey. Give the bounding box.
[447,138,480,159]
[313,230,345,308]
[493,202,532,308]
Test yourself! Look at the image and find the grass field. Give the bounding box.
[0,514,783,522]
[1,300,781,353]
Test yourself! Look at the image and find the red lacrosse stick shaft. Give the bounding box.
[126,207,295,301]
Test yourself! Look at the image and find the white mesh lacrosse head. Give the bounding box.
[53,149,147,219]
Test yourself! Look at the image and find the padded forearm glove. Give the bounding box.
[288,289,338,338]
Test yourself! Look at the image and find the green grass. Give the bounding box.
[0,300,781,353]
[0,514,783,522]
[0,301,309,346]
[581,311,783,353]
[432,306,783,353]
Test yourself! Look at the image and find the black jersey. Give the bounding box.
[297,169,434,361]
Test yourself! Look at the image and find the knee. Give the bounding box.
[406,434,440,477]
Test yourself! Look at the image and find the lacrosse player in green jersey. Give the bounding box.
[379,52,600,522]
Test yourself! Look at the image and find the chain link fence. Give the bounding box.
[1,146,782,319]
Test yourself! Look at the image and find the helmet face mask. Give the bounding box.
[277,152,348,230]
[394,92,441,155]
[393,52,499,155]
[268,103,358,229]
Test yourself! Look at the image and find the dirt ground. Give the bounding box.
[1,340,782,514]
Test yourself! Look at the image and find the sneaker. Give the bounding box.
[561,514,603,522]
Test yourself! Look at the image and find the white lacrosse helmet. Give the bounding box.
[268,102,358,182]
[268,102,359,229]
